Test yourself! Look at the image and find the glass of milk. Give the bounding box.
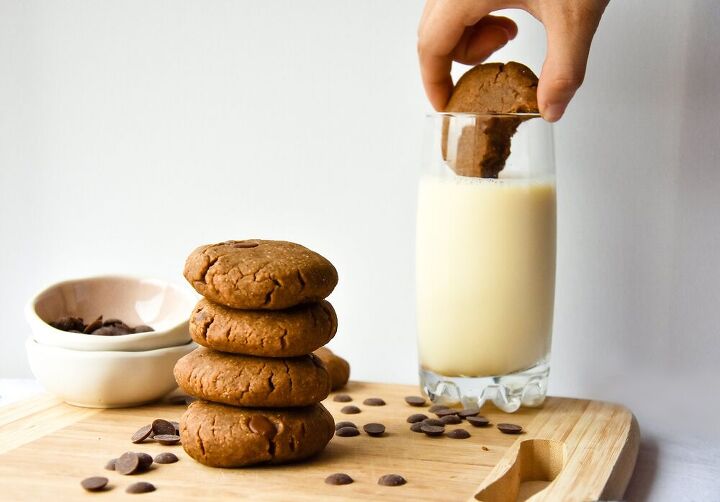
[416,113,556,412]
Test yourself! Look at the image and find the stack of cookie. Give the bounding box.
[174,240,339,468]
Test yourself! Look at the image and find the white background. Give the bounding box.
[1,1,719,499]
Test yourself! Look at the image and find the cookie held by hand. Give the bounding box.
[314,347,350,391]
[443,62,539,178]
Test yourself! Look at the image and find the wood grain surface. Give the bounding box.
[0,381,638,501]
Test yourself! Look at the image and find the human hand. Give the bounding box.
[417,0,609,121]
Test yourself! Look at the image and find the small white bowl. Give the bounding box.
[26,338,196,408]
[26,275,198,351]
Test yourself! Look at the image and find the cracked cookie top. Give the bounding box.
[183,240,338,310]
[190,298,337,357]
[173,347,331,407]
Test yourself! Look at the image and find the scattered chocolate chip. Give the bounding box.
[406,413,428,424]
[335,421,357,430]
[497,423,523,435]
[152,419,176,436]
[420,424,445,437]
[410,422,425,433]
[481,446,489,451]
[428,404,449,413]
[154,452,179,464]
[83,316,104,334]
[105,458,116,471]
[153,434,181,445]
[421,418,444,427]
[325,473,353,485]
[133,325,154,333]
[80,476,108,492]
[333,394,352,402]
[126,482,156,494]
[446,429,471,439]
[363,397,386,406]
[340,405,361,415]
[440,414,462,425]
[404,396,426,407]
[131,425,153,444]
[363,423,385,437]
[459,407,481,418]
[378,474,406,486]
[116,452,141,475]
[435,408,459,417]
[170,421,180,434]
[136,452,153,472]
[102,318,125,327]
[335,426,360,437]
[50,316,85,332]
[466,416,491,427]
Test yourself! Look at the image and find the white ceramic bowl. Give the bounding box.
[26,338,196,408]
[26,275,198,351]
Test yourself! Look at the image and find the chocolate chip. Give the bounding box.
[170,421,180,434]
[249,415,277,440]
[126,482,156,494]
[325,473,353,485]
[91,326,126,336]
[340,405,361,414]
[104,458,116,471]
[446,429,471,439]
[154,452,179,464]
[378,474,406,486]
[131,425,153,444]
[428,404,449,413]
[410,422,424,433]
[421,418,444,427]
[153,434,181,445]
[497,423,523,435]
[363,397,386,406]
[420,424,445,437]
[335,426,360,437]
[152,419,176,436]
[102,318,125,327]
[435,408,459,417]
[335,421,357,430]
[481,446,489,451]
[83,316,103,334]
[80,476,108,492]
[363,423,385,437]
[466,416,491,427]
[333,394,352,402]
[404,396,426,407]
[132,325,154,333]
[136,452,153,472]
[116,452,140,475]
[406,413,428,423]
[50,316,85,332]
[440,414,462,425]
[458,407,481,418]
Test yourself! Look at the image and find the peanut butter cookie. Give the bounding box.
[174,347,331,407]
[180,400,334,467]
[189,298,337,357]
[183,240,338,310]
[313,347,350,391]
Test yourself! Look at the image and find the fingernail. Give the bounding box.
[543,103,566,122]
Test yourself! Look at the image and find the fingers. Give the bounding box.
[453,16,518,65]
[537,2,608,121]
[418,1,495,110]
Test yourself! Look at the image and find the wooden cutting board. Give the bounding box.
[0,381,638,501]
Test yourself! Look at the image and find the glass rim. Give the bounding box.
[426,111,542,119]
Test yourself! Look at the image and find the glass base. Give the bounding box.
[419,359,550,413]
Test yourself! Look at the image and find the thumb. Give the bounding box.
[538,5,605,122]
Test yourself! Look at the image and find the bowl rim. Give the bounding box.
[25,274,198,349]
[26,337,196,357]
